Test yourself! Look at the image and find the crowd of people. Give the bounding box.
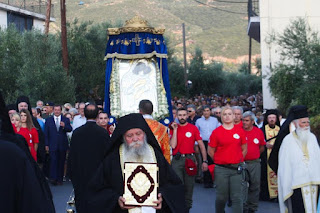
[1,91,320,213]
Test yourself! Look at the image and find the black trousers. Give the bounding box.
[290,188,305,213]
[203,141,213,185]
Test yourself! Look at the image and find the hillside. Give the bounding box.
[51,0,260,62]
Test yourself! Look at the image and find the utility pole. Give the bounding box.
[182,23,188,97]
[60,0,69,73]
[45,0,51,35]
[248,36,252,74]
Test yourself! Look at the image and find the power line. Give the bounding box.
[212,0,247,4]
[193,0,247,15]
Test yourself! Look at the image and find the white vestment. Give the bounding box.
[278,131,320,213]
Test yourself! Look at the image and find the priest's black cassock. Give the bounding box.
[259,109,280,201]
[268,106,306,173]
[87,113,187,213]
[68,120,111,213]
[0,92,55,213]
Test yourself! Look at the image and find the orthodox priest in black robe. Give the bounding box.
[0,92,55,213]
[68,104,111,213]
[260,109,280,201]
[87,113,187,213]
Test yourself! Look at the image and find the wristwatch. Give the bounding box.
[203,160,208,164]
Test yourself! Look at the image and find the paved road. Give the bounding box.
[51,181,280,213]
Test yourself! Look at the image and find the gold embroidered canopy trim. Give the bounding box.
[108,15,165,35]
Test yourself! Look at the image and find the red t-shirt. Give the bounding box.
[209,125,246,164]
[171,123,202,155]
[234,120,243,128]
[244,126,266,161]
[18,127,39,161]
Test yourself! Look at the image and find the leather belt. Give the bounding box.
[180,153,194,157]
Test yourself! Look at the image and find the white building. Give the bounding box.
[248,0,320,109]
[0,2,55,32]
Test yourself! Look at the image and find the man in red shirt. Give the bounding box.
[242,111,266,213]
[170,108,208,211]
[233,106,243,128]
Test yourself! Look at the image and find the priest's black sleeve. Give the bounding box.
[87,150,125,213]
[0,140,55,213]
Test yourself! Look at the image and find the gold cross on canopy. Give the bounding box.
[134,34,141,46]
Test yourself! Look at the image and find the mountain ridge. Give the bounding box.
[51,0,260,62]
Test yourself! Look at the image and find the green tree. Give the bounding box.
[166,37,186,97]
[0,26,76,105]
[177,47,261,97]
[254,57,261,75]
[18,30,76,104]
[269,18,320,114]
[238,62,249,74]
[67,20,113,101]
[188,47,205,96]
[0,25,23,103]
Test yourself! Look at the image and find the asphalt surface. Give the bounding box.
[51,181,280,213]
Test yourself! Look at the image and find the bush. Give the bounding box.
[0,25,76,105]
[269,18,320,115]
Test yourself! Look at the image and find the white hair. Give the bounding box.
[232,106,243,114]
[242,111,256,121]
[213,107,221,112]
[294,119,310,144]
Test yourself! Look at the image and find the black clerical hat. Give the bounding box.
[16,95,32,113]
[291,105,308,119]
[263,109,280,126]
[265,109,278,117]
[16,95,29,105]
[108,113,161,154]
[268,105,309,173]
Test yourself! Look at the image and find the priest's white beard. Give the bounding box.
[296,126,310,144]
[123,136,154,163]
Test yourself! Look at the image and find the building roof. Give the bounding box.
[0,2,55,22]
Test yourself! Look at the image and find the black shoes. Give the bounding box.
[195,177,203,183]
[204,183,213,188]
[50,180,57,186]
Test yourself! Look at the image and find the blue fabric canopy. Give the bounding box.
[104,32,173,120]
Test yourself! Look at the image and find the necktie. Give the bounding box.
[56,117,60,131]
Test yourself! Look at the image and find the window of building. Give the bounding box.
[7,12,33,32]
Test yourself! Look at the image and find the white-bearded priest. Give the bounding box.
[276,105,320,213]
[87,113,187,213]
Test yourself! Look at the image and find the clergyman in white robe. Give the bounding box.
[278,130,320,213]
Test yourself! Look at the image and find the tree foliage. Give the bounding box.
[0,25,76,105]
[269,18,320,115]
[174,48,262,97]
[1,22,262,105]
[67,20,112,101]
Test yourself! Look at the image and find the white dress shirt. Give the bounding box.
[72,114,86,130]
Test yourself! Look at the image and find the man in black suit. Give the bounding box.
[68,103,110,213]
[45,105,72,185]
